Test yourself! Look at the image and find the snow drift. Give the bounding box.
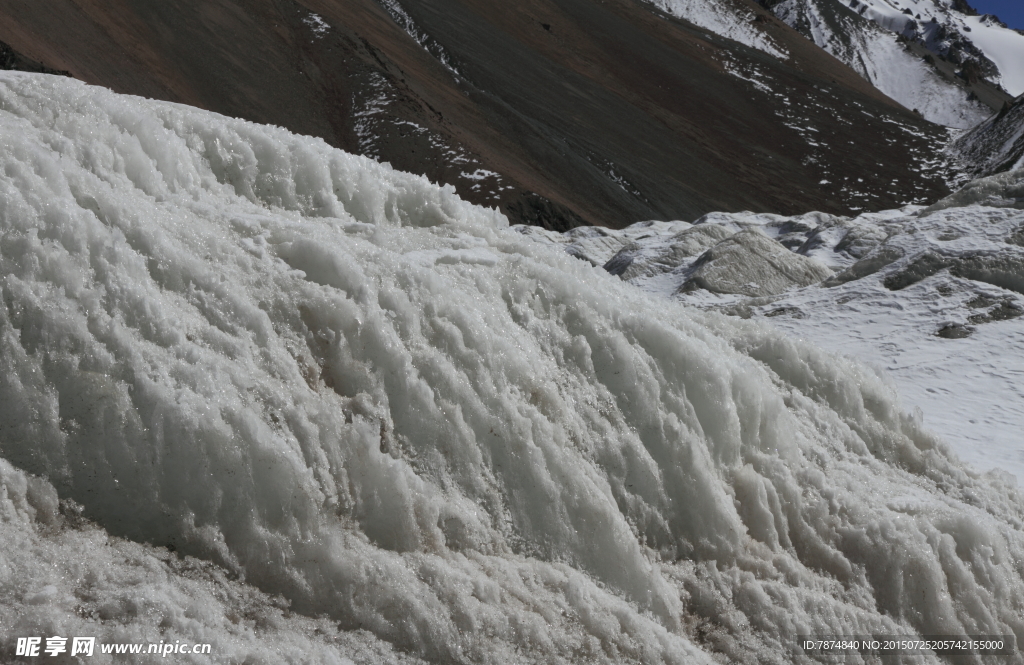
[2,72,1024,664]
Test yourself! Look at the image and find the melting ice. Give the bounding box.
[1,72,1023,664]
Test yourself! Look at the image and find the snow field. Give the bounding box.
[1,73,1024,664]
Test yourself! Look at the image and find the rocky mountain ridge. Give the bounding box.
[756,0,1024,128]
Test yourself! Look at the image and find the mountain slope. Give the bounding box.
[849,0,1024,96]
[642,0,789,58]
[760,0,1024,128]
[762,0,1002,127]
[0,0,962,228]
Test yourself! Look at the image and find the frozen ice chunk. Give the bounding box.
[680,228,834,295]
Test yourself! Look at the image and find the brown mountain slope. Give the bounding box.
[0,0,957,228]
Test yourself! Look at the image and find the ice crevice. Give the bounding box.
[1,72,1024,664]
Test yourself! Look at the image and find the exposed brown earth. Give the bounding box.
[0,0,960,229]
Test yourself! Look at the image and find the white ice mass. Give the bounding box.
[2,72,1024,664]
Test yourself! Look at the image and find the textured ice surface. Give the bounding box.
[525,169,1024,489]
[2,73,1024,664]
[0,459,425,665]
[678,229,834,297]
[923,168,1024,212]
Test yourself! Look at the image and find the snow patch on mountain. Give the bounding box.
[373,0,462,77]
[769,0,992,128]
[851,0,1024,97]
[644,0,789,59]
[772,0,1024,102]
[961,14,1024,96]
[3,72,1024,664]
[302,12,331,39]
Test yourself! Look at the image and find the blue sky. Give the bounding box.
[968,0,1024,29]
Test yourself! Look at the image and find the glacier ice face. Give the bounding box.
[923,168,1024,212]
[2,72,1024,664]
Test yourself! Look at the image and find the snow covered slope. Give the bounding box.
[3,72,1024,664]
[765,0,993,127]
[763,0,1024,127]
[847,0,1024,96]
[520,169,1024,485]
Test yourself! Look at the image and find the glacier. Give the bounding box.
[1,72,1024,664]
